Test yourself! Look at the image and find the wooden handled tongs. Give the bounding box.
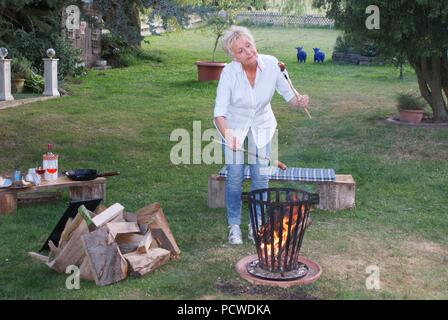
[278,61,312,119]
[212,138,287,171]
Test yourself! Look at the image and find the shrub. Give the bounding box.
[334,35,352,53]
[396,92,427,110]
[117,52,139,67]
[334,34,378,57]
[24,72,44,94]
[7,28,83,80]
[101,33,165,67]
[11,56,32,79]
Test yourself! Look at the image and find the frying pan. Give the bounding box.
[64,169,120,181]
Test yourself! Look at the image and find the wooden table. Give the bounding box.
[0,176,106,215]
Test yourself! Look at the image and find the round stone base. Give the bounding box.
[235,254,322,288]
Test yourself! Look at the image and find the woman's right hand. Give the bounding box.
[225,132,241,151]
[215,117,241,151]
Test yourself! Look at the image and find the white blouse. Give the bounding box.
[214,54,296,148]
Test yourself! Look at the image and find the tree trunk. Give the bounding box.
[442,48,448,107]
[410,52,448,123]
[125,2,142,48]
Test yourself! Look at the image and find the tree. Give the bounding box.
[313,0,448,122]
[91,0,145,47]
[0,0,83,79]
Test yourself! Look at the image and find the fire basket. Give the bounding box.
[247,188,319,281]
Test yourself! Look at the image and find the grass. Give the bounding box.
[0,27,447,300]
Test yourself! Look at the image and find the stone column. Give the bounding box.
[43,58,60,97]
[0,59,14,101]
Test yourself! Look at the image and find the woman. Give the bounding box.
[214,26,309,245]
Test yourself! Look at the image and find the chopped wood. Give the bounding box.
[123,212,138,223]
[137,229,153,254]
[48,240,59,255]
[94,203,108,215]
[61,217,73,242]
[92,203,124,227]
[108,212,126,223]
[136,203,161,233]
[38,201,177,286]
[79,255,95,281]
[28,252,49,263]
[81,227,128,286]
[151,228,180,258]
[124,248,170,277]
[78,205,97,231]
[47,220,89,273]
[136,203,180,258]
[115,233,145,254]
[106,222,140,238]
[59,213,83,245]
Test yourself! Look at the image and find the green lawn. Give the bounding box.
[0,27,447,300]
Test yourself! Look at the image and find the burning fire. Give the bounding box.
[258,195,308,269]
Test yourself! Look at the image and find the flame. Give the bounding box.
[258,195,307,268]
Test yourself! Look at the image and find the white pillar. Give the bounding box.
[43,58,60,97]
[0,59,14,101]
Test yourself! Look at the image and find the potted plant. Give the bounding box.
[396,92,427,124]
[11,56,32,93]
[196,10,229,82]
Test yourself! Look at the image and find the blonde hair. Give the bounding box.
[221,25,256,56]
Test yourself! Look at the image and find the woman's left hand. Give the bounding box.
[297,94,309,108]
[290,94,309,109]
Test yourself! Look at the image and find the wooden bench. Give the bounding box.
[208,171,356,212]
[0,176,106,215]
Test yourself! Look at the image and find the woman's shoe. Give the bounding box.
[228,224,243,245]
[248,224,255,244]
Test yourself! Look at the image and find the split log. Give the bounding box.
[94,203,108,215]
[28,252,49,263]
[136,203,180,258]
[79,255,95,281]
[115,233,145,254]
[48,240,59,257]
[123,212,138,223]
[124,248,170,277]
[109,212,126,224]
[136,203,161,233]
[61,217,73,239]
[59,213,84,247]
[47,220,89,273]
[81,227,128,286]
[137,229,153,254]
[151,229,180,258]
[107,222,140,238]
[92,203,124,227]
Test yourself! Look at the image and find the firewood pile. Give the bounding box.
[28,202,180,286]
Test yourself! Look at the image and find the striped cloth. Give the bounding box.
[218,166,336,182]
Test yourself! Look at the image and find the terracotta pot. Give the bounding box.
[12,78,25,93]
[398,108,424,124]
[196,61,226,82]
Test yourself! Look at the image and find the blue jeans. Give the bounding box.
[224,137,271,226]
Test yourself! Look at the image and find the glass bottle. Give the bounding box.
[43,144,58,181]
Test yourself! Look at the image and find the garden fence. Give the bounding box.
[235,12,335,29]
